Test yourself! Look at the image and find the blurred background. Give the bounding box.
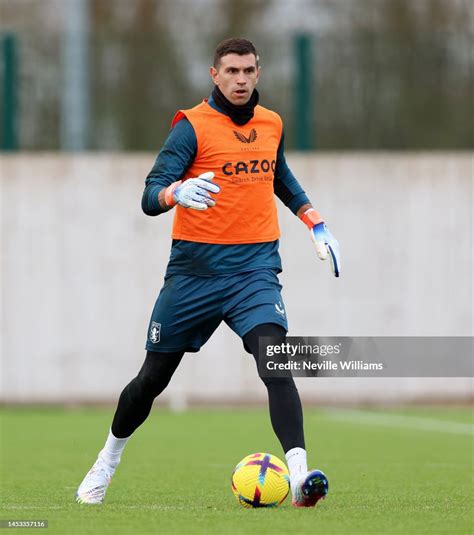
[1,0,472,407]
[1,0,473,151]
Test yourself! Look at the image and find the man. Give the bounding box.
[76,38,340,507]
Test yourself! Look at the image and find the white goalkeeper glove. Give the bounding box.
[299,208,341,277]
[164,171,220,210]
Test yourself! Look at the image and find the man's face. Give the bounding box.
[210,53,260,105]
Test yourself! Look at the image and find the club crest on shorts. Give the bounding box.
[149,321,161,344]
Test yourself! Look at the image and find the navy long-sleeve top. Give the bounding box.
[142,94,310,277]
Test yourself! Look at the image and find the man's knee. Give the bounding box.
[134,370,162,398]
[260,375,297,391]
[132,350,183,400]
[244,323,286,356]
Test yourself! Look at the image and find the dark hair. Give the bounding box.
[213,38,259,68]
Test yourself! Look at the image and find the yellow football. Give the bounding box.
[231,452,290,508]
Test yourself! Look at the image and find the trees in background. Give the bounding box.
[1,0,472,150]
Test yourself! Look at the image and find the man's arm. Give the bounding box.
[273,130,311,215]
[274,130,340,277]
[141,118,197,216]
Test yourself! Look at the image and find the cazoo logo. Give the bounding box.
[222,159,276,176]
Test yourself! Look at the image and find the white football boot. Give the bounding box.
[76,457,115,504]
[292,469,329,507]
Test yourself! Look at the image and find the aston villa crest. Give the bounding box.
[149,321,161,344]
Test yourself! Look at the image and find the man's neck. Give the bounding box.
[210,86,259,126]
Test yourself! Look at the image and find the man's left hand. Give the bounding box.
[299,208,341,277]
[311,222,340,277]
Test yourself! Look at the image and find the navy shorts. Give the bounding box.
[145,269,288,353]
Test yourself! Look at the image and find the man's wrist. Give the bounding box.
[296,203,312,218]
[298,207,324,229]
[159,181,182,210]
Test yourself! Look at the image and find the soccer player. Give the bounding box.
[76,38,340,507]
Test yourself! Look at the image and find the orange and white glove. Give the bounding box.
[300,208,341,277]
[164,172,220,210]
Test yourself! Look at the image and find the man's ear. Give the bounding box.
[210,66,219,85]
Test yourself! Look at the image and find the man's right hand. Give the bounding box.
[164,172,220,210]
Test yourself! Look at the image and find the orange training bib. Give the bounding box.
[170,100,282,244]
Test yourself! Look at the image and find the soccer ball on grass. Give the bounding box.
[231,452,290,508]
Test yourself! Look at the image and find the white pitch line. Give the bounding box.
[1,505,65,510]
[1,504,205,511]
[322,409,474,436]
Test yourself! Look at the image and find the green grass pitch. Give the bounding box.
[1,406,472,534]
